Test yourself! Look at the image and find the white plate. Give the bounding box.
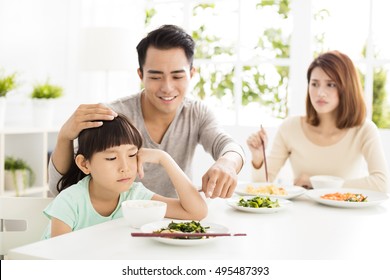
[235,182,306,199]
[227,196,292,213]
[305,188,389,208]
[140,220,229,246]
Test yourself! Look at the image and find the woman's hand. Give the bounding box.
[294,174,313,189]
[246,127,268,169]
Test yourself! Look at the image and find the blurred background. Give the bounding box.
[1,0,389,185]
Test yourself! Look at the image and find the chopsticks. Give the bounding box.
[131,232,247,238]
[260,124,269,182]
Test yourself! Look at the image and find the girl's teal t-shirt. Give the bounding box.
[42,176,154,239]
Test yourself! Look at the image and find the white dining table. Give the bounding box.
[8,191,390,260]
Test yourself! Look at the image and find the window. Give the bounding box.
[145,0,292,126]
[1,1,388,128]
[144,0,390,128]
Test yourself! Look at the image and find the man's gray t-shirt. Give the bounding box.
[48,91,245,198]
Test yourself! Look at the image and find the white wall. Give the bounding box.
[0,0,145,127]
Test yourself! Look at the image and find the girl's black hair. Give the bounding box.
[56,114,143,193]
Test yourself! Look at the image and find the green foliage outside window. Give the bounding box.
[192,64,235,101]
[372,68,390,128]
[192,1,291,119]
[144,1,290,119]
[360,47,390,128]
[144,7,156,26]
[191,3,235,102]
[359,65,390,129]
[144,0,389,127]
[257,0,290,18]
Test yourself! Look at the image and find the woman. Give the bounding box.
[247,50,389,192]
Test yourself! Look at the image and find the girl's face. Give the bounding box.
[309,67,340,116]
[85,144,138,194]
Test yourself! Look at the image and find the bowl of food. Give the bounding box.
[121,200,167,228]
[309,175,344,189]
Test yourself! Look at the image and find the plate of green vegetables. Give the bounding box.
[227,196,292,213]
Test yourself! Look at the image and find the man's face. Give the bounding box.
[138,47,195,117]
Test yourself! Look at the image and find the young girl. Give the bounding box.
[247,50,389,192]
[43,114,207,238]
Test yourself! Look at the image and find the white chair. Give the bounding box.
[0,196,53,259]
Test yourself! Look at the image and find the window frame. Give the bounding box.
[145,0,385,125]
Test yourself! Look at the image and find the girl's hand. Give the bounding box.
[136,148,166,178]
[246,127,268,169]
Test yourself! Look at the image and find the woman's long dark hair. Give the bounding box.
[305,50,366,128]
[56,113,143,193]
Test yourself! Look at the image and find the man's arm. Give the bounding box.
[197,107,245,198]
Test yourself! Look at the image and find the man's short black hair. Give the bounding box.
[136,25,195,74]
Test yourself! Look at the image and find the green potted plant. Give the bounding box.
[31,80,63,99]
[4,156,35,196]
[30,80,63,127]
[0,70,17,128]
[0,71,17,97]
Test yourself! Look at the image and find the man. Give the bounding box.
[49,24,245,198]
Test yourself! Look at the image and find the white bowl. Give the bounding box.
[310,175,344,189]
[121,200,167,228]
